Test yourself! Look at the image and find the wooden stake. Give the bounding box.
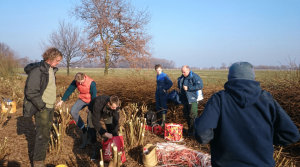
[113,146,118,165]
[117,152,122,167]
[99,161,104,167]
[100,149,103,162]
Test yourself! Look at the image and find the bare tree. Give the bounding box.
[72,0,152,75]
[220,63,227,69]
[18,56,30,67]
[0,43,20,77]
[41,20,86,75]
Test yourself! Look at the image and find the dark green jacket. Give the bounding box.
[23,60,58,117]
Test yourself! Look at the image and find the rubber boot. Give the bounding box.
[91,143,99,161]
[161,114,166,127]
[33,161,44,167]
[187,118,195,136]
[79,133,89,149]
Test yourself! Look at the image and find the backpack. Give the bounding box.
[167,90,181,105]
[145,110,157,126]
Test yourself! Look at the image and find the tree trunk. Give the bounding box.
[67,61,70,76]
[104,47,109,75]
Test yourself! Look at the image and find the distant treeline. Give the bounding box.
[205,64,298,70]
[19,57,176,69]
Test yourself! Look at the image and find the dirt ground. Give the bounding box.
[0,75,213,167]
[0,100,210,167]
[0,74,299,167]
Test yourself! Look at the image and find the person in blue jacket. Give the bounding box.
[178,65,203,136]
[155,64,173,127]
[194,62,300,167]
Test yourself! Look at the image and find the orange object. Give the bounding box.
[76,75,94,103]
[1,103,8,113]
[1,101,17,113]
[10,101,16,113]
[164,123,183,141]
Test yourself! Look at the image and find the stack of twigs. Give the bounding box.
[0,111,8,128]
[0,137,8,161]
[48,106,72,154]
[121,103,148,149]
[274,147,297,167]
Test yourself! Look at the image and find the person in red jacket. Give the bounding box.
[56,72,97,149]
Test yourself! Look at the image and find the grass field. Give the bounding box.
[18,67,278,86]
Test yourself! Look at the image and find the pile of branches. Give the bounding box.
[274,147,297,167]
[120,103,148,149]
[0,137,8,161]
[48,106,72,155]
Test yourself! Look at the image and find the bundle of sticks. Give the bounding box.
[156,142,211,167]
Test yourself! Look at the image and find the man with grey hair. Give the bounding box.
[178,65,203,136]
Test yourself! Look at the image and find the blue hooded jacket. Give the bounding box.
[194,79,300,167]
[178,70,203,104]
[156,71,173,94]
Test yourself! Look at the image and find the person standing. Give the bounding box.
[56,72,97,149]
[178,65,203,136]
[88,95,120,160]
[23,47,63,167]
[155,64,173,127]
[194,62,300,166]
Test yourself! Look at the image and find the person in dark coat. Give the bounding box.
[88,95,120,160]
[194,62,300,167]
[23,47,63,167]
[178,65,203,136]
[155,64,173,127]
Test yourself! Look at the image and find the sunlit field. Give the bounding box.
[18,67,279,86]
[8,67,299,166]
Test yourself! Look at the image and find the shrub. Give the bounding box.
[0,43,20,78]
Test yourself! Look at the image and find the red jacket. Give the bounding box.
[77,75,94,103]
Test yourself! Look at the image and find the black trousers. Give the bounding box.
[33,108,54,161]
[182,102,198,132]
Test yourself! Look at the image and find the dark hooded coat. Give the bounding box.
[23,60,58,117]
[194,79,299,167]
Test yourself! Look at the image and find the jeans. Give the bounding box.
[183,102,198,132]
[70,99,89,129]
[33,107,54,161]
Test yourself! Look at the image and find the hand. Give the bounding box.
[183,86,188,91]
[163,89,166,93]
[104,132,113,139]
[86,108,90,113]
[56,100,63,107]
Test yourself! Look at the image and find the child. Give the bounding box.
[155,64,173,127]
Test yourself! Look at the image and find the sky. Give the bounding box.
[1,0,300,68]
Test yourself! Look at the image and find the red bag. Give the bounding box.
[164,123,183,141]
[144,125,164,135]
[101,136,126,163]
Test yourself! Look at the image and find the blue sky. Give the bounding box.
[1,0,299,68]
